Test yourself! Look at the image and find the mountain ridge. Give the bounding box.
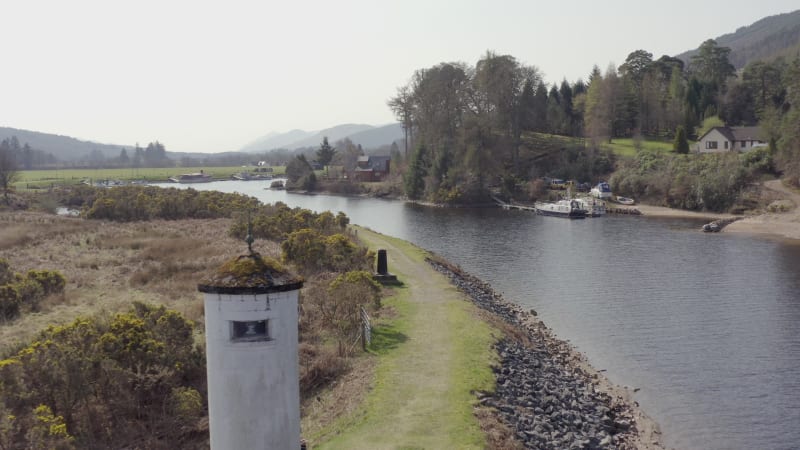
[676,9,800,68]
[240,123,403,153]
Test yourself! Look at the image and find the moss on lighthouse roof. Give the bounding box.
[197,253,303,294]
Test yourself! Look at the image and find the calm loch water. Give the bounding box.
[162,181,800,450]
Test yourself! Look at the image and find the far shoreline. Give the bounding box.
[244,180,799,242]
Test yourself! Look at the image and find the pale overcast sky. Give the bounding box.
[2,0,797,152]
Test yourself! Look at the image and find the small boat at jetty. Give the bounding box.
[268,179,285,190]
[232,172,272,181]
[574,197,606,217]
[534,199,587,219]
[590,182,612,199]
[616,196,635,205]
[169,171,212,183]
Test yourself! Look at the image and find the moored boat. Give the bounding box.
[590,182,612,199]
[169,171,212,183]
[268,179,285,190]
[574,197,606,217]
[616,196,635,205]
[233,172,273,181]
[534,199,587,219]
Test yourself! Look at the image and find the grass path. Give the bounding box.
[314,228,497,449]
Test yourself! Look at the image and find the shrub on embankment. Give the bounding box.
[0,258,65,322]
[54,185,260,221]
[610,147,775,212]
[229,203,379,369]
[0,199,381,447]
[0,302,206,449]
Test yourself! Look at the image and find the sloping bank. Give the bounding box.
[427,256,665,450]
[310,227,664,449]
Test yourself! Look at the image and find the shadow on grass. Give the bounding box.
[369,324,408,355]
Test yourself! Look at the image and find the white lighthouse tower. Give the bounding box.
[198,252,304,450]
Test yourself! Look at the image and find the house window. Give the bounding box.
[724,141,729,149]
[231,320,270,342]
[740,141,746,148]
[706,141,718,150]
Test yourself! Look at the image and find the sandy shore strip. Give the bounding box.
[724,180,800,241]
[724,212,800,240]
[634,179,800,241]
[632,203,737,220]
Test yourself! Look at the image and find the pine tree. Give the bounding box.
[404,145,428,200]
[673,126,690,154]
[315,136,336,173]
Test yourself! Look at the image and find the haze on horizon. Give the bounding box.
[2,0,797,153]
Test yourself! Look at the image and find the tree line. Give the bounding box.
[389,42,800,202]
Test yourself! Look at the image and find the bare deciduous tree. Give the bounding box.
[0,145,19,204]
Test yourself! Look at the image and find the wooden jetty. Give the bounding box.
[491,194,642,216]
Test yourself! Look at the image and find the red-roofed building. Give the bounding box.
[354,155,391,182]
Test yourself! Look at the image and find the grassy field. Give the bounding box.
[13,166,286,189]
[602,138,680,157]
[305,227,498,449]
[519,132,682,160]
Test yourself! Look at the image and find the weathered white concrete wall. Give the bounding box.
[203,290,300,450]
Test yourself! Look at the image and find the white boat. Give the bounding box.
[574,197,606,217]
[169,171,212,183]
[590,182,612,199]
[616,196,635,205]
[233,172,272,181]
[534,199,587,219]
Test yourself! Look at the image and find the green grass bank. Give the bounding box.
[13,166,286,189]
[305,227,499,449]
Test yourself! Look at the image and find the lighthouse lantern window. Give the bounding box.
[231,320,270,342]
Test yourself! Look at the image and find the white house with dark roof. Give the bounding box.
[696,126,766,153]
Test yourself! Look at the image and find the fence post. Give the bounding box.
[360,306,371,350]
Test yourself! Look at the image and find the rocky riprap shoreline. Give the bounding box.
[427,256,654,450]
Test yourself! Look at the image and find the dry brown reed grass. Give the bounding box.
[300,350,376,443]
[0,212,278,355]
[474,406,525,450]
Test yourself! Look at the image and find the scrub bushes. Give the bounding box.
[0,302,205,448]
[59,185,261,221]
[0,259,66,321]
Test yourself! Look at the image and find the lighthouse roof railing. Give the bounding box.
[198,253,303,295]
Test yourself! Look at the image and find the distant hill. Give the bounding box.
[241,123,403,153]
[284,123,375,150]
[239,129,316,153]
[344,123,404,149]
[0,126,248,164]
[677,9,800,69]
[0,126,131,161]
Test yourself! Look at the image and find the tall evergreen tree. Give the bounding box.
[119,148,130,166]
[673,126,689,154]
[531,81,549,132]
[315,136,337,175]
[404,145,428,200]
[0,143,19,204]
[559,79,575,135]
[689,40,735,91]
